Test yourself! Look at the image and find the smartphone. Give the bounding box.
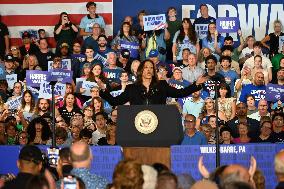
[47,147,59,166]
[63,176,77,189]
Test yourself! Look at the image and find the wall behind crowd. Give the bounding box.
[113,0,284,44]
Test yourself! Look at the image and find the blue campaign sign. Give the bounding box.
[0,146,123,182]
[120,41,139,58]
[171,144,284,189]
[48,69,73,83]
[114,0,284,44]
[216,17,240,33]
[26,70,49,87]
[266,83,284,102]
[0,63,6,80]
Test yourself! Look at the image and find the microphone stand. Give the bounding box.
[215,81,220,168]
[49,81,57,148]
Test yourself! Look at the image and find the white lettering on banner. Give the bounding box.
[30,74,46,80]
[183,4,284,41]
[200,146,246,154]
[251,90,266,100]
[38,81,66,99]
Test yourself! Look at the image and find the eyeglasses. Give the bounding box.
[184,119,195,123]
[11,48,18,51]
[19,136,27,139]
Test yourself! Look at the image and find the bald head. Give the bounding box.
[70,142,91,163]
[222,164,250,183]
[275,151,284,177]
[254,72,264,86]
[191,180,218,189]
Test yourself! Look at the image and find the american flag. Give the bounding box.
[0,0,113,48]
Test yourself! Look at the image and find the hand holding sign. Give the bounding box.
[216,17,240,33]
[143,14,166,31]
[95,77,106,91]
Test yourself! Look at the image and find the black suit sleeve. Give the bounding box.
[99,85,130,106]
[164,81,203,98]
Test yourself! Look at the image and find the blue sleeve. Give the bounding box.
[201,133,208,145]
[239,85,249,103]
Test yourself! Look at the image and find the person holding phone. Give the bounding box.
[54,12,78,54]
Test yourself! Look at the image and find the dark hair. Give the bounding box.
[157,171,178,189]
[59,147,71,161]
[205,54,217,64]
[206,22,221,42]
[94,111,107,120]
[254,54,262,61]
[91,97,104,113]
[56,127,68,141]
[25,175,50,189]
[27,117,52,143]
[167,7,177,15]
[272,112,284,121]
[35,98,51,114]
[119,22,133,40]
[38,29,45,34]
[85,46,94,52]
[199,3,208,9]
[58,12,69,25]
[21,90,35,112]
[79,128,92,139]
[152,163,170,174]
[38,38,48,44]
[260,120,272,128]
[220,55,232,64]
[176,18,197,44]
[221,45,234,53]
[253,41,263,48]
[245,94,255,101]
[217,83,231,98]
[87,63,107,83]
[224,36,234,42]
[86,1,96,8]
[136,59,159,86]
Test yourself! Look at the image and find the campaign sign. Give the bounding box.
[0,63,6,80]
[94,53,108,67]
[103,68,123,84]
[26,70,49,87]
[61,59,72,70]
[38,81,66,99]
[5,96,22,110]
[48,69,73,83]
[110,90,123,97]
[265,83,284,102]
[120,41,139,58]
[82,81,98,96]
[195,24,209,40]
[279,36,284,52]
[6,74,17,90]
[75,78,87,93]
[216,17,240,33]
[143,14,166,31]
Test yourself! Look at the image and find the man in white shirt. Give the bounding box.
[92,112,107,145]
[248,99,270,121]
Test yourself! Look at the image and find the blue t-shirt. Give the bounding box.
[79,15,106,39]
[201,36,224,60]
[103,67,124,84]
[239,84,266,106]
[218,69,239,96]
[181,131,207,145]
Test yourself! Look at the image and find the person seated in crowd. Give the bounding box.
[81,46,97,71]
[19,31,39,57]
[248,99,270,121]
[220,126,234,144]
[103,52,124,86]
[129,59,140,82]
[80,62,92,78]
[239,35,255,69]
[202,55,225,98]
[217,83,236,121]
[26,117,51,145]
[252,120,274,143]
[33,98,51,118]
[168,67,190,90]
[246,95,257,115]
[79,128,93,145]
[201,22,224,60]
[199,124,214,144]
[97,122,116,146]
[175,48,190,69]
[261,19,284,58]
[251,55,269,84]
[92,112,107,145]
[232,122,251,144]
[83,106,95,131]
[271,113,284,143]
[16,131,28,145]
[239,72,266,107]
[198,47,212,70]
[19,55,42,81]
[116,49,132,73]
[4,54,17,75]
[242,41,272,82]
[34,38,55,71]
[82,23,102,53]
[181,53,204,83]
[149,49,172,78]
[222,34,245,63]
[10,46,22,68]
[227,102,260,140]
[217,46,240,75]
[90,97,104,115]
[172,18,200,62]
[196,97,226,129]
[217,56,239,98]
[95,34,113,63]
[5,122,17,145]
[234,66,253,103]
[71,41,86,63]
[156,171,178,189]
[19,90,35,114]
[182,89,204,119]
[7,82,22,101]
[53,127,68,146]
[181,114,207,145]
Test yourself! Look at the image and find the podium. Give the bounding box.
[117,105,183,167]
[117,105,184,147]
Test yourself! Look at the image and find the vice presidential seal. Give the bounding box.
[134,110,158,134]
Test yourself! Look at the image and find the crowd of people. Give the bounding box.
[0,1,284,188]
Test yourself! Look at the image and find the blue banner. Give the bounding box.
[0,146,123,182]
[26,70,49,87]
[48,69,73,83]
[120,41,139,58]
[216,17,240,33]
[114,0,284,44]
[0,64,6,80]
[266,83,284,102]
[171,144,284,189]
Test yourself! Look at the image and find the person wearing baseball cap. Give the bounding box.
[2,145,43,189]
[4,54,16,75]
[149,49,172,77]
[117,49,132,73]
[19,31,39,57]
[220,126,234,144]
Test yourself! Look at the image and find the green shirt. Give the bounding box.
[166,19,182,46]
[232,48,241,62]
[271,53,284,71]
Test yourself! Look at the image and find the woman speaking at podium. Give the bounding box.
[96,59,207,105]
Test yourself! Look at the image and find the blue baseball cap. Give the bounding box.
[149,49,159,58]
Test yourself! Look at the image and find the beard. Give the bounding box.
[98,43,106,48]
